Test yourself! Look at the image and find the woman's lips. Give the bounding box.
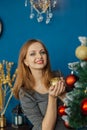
[35,60,44,64]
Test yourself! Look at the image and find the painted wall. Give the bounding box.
[0,0,87,124]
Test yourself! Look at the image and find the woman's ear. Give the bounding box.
[24,59,28,66]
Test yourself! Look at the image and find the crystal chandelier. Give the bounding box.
[25,0,57,24]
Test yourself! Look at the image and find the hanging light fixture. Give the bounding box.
[25,0,57,24]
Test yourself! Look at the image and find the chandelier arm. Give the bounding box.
[25,0,57,24]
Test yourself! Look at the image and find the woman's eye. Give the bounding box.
[30,53,35,56]
[40,51,46,55]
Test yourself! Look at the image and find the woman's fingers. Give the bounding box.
[49,79,66,97]
[56,81,65,95]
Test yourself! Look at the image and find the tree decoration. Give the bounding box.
[62,115,72,128]
[63,36,87,129]
[50,77,60,86]
[81,98,87,115]
[65,73,78,87]
[75,36,87,60]
[64,121,71,128]
[75,46,87,60]
[58,105,66,116]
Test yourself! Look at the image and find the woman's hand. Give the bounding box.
[49,77,66,98]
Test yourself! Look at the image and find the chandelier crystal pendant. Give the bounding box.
[25,0,57,24]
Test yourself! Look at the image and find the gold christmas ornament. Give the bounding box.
[75,46,87,60]
[50,77,60,86]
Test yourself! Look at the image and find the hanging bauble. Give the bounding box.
[81,98,87,115]
[64,121,72,128]
[65,74,78,87]
[58,105,66,116]
[75,46,87,60]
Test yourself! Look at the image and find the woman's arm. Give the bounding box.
[42,79,65,130]
[42,95,57,130]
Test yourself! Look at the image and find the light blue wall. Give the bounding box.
[0,0,87,124]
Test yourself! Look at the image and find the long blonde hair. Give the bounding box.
[13,39,52,99]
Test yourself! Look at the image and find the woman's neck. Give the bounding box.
[31,69,48,94]
[31,69,43,80]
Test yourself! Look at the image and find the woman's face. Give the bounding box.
[24,42,47,71]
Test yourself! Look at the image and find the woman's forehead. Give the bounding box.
[28,42,44,51]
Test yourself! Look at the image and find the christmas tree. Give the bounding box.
[60,36,87,129]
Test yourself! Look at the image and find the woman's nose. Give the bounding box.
[36,53,42,58]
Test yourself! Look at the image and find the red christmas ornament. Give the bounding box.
[84,58,87,61]
[65,74,78,87]
[58,105,66,116]
[64,121,72,128]
[81,98,87,115]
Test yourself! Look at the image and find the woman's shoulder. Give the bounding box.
[19,87,35,101]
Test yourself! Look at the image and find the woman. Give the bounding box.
[13,39,74,130]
